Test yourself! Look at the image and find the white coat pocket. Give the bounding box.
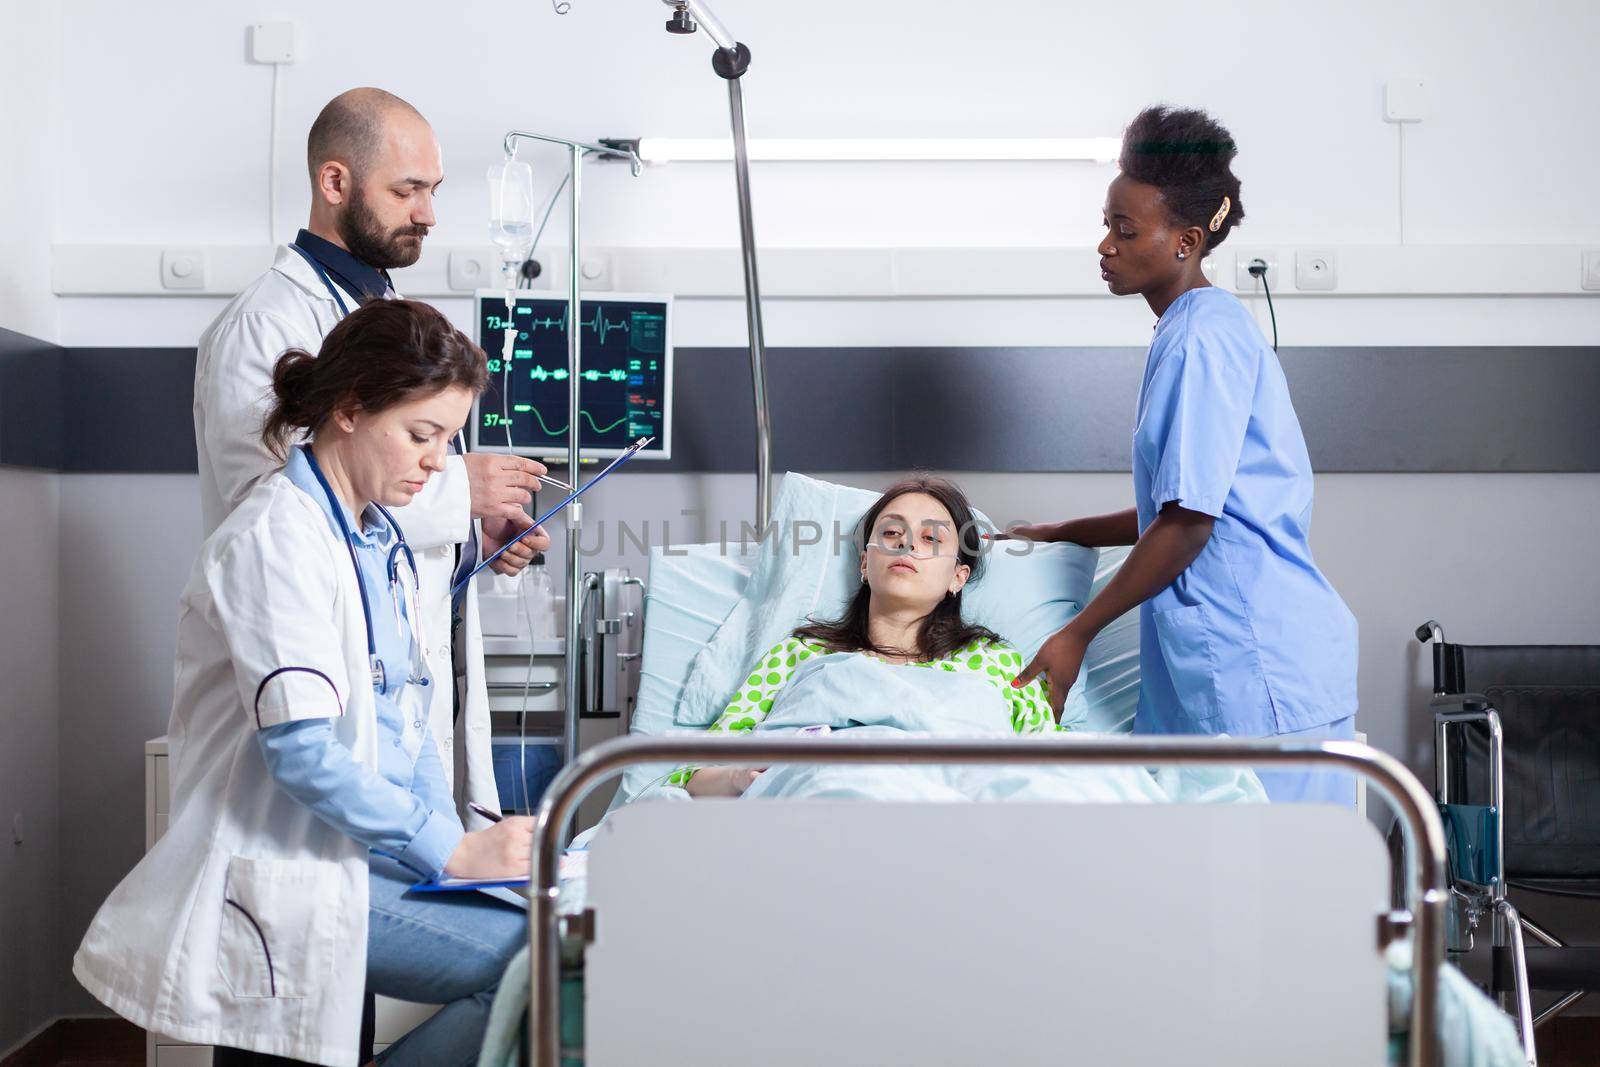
[1151,603,1222,727]
[217,855,340,1000]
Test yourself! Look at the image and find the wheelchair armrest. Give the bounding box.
[1430,693,1494,716]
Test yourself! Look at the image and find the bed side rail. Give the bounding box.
[526,735,1449,1067]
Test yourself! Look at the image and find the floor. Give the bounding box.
[1,1021,141,1067]
[4,1015,1599,1066]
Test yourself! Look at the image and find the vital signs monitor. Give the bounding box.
[471,291,673,460]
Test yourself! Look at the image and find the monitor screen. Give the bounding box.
[471,291,672,459]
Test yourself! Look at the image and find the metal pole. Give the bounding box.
[502,130,641,175]
[722,63,772,529]
[659,8,770,525]
[528,736,1448,1067]
[563,140,583,769]
[1517,914,1590,1029]
[1494,899,1540,1066]
[498,128,641,771]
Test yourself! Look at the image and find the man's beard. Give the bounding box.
[337,183,429,270]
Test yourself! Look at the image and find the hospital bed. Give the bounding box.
[504,475,1519,1067]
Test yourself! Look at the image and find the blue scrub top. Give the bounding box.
[1131,286,1357,737]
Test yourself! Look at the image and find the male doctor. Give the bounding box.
[194,87,550,820]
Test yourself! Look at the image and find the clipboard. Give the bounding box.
[450,435,653,598]
[409,852,586,895]
[409,874,530,893]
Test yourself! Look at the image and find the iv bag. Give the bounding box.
[487,158,536,266]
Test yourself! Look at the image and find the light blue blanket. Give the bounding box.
[650,650,1267,805]
[1386,942,1526,1066]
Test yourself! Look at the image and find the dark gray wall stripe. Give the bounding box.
[1285,347,1600,473]
[59,348,199,473]
[1,339,1597,473]
[668,345,1600,474]
[0,326,65,470]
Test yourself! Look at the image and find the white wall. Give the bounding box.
[49,0,1600,253]
[0,2,59,343]
[46,0,1600,349]
[26,0,1600,1020]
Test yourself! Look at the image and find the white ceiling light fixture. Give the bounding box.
[631,137,1122,165]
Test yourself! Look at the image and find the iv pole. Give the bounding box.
[660,0,774,530]
[499,131,642,768]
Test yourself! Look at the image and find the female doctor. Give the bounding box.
[1012,106,1359,805]
[75,299,534,1066]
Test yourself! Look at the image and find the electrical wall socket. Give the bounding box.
[249,22,297,64]
[1234,252,1279,291]
[1582,250,1600,292]
[1295,250,1338,291]
[447,250,495,291]
[160,248,207,290]
[580,256,612,290]
[1384,77,1428,123]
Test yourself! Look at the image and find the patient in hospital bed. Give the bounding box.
[671,475,1059,797]
[645,474,1264,806]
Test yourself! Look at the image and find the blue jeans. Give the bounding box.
[367,855,526,1067]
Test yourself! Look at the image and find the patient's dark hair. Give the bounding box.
[793,475,999,661]
[1119,104,1245,254]
[261,299,488,458]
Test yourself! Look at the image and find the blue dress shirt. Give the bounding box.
[293,228,393,304]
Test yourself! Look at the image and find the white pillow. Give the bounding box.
[673,473,1097,728]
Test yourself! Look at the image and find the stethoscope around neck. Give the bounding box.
[288,241,354,316]
[301,445,429,692]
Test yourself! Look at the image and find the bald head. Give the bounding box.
[307,87,430,181]
[303,88,443,270]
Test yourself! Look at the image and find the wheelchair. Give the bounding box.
[1416,620,1600,1061]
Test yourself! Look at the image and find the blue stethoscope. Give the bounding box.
[301,445,430,692]
[289,243,427,690]
[288,242,354,315]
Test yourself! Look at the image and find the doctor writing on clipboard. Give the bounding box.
[76,301,538,1066]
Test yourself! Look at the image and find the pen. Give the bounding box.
[467,801,503,823]
[534,473,576,493]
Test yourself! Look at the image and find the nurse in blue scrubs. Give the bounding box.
[1011,106,1359,805]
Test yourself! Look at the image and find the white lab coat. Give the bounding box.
[74,473,404,1065]
[193,245,497,819]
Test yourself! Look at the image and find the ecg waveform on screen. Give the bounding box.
[478,297,667,453]
[525,366,630,383]
[515,306,634,345]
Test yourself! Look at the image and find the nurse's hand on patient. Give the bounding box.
[684,766,764,797]
[1015,626,1089,721]
[482,516,548,576]
[465,453,548,523]
[443,816,536,879]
